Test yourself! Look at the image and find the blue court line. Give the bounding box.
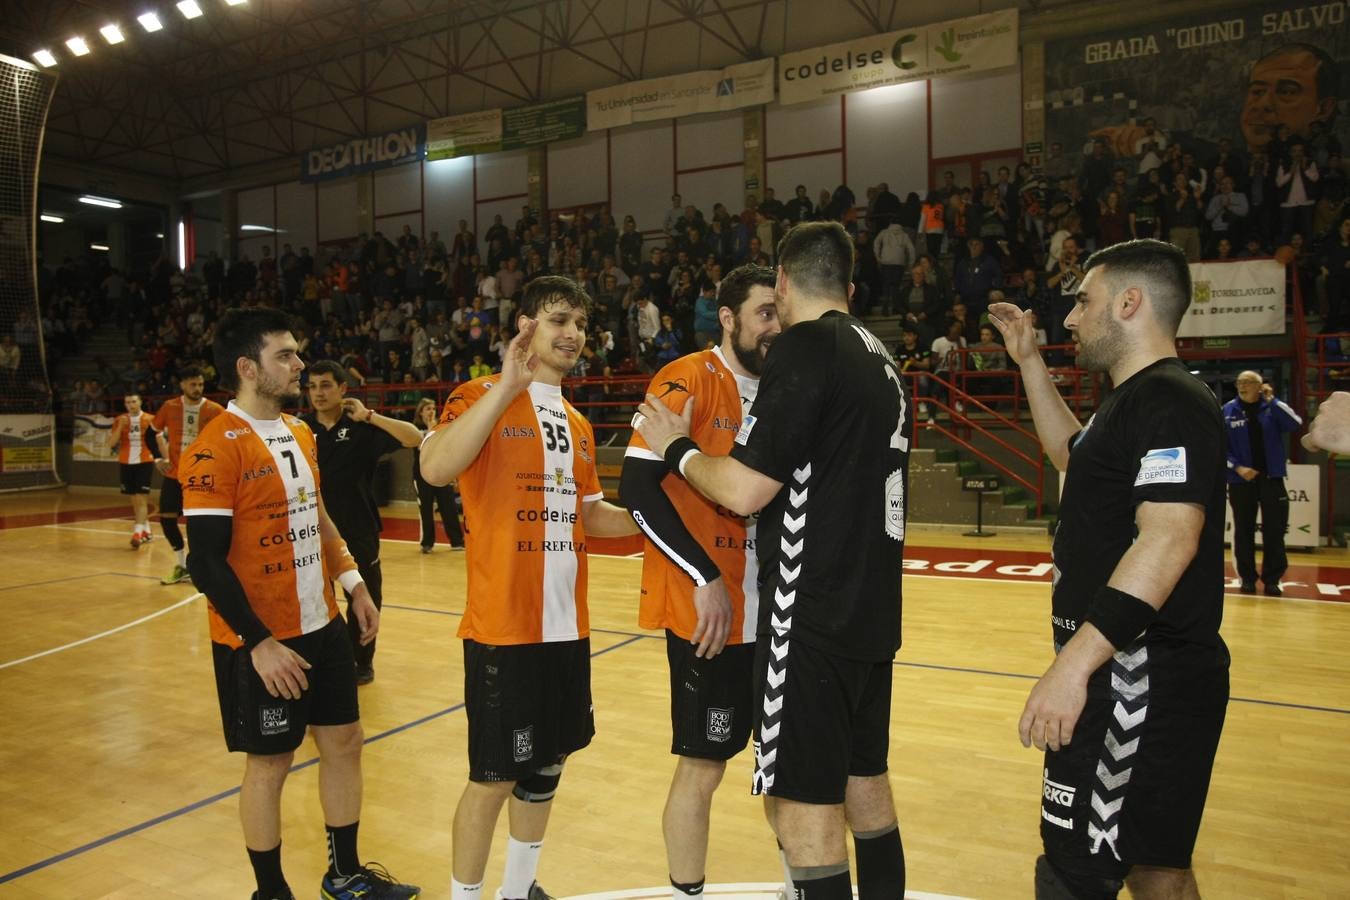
[383,604,1350,718]
[0,572,159,593]
[0,633,644,886]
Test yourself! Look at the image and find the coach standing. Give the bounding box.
[302,360,422,684]
[1224,372,1303,597]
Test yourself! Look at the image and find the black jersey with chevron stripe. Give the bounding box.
[731,309,911,662]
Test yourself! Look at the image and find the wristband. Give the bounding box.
[1084,585,1157,651]
[337,569,365,593]
[663,436,701,478]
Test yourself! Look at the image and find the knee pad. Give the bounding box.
[1035,855,1122,900]
[512,763,562,803]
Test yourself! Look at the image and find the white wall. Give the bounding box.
[547,131,608,209]
[424,155,475,244]
[845,81,929,201]
[274,181,316,253]
[610,120,674,234]
[930,67,1022,158]
[317,179,359,243]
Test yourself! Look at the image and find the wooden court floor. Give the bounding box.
[1,487,1348,898]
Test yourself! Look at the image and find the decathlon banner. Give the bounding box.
[1177,259,1285,338]
[777,8,1018,106]
[301,123,426,183]
[587,58,776,131]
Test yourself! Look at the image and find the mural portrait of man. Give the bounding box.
[1241,43,1339,154]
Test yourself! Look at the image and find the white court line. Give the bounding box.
[42,523,134,536]
[568,884,968,900]
[0,592,202,669]
[43,524,1350,606]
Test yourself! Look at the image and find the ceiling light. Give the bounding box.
[224,0,248,5]
[65,36,91,57]
[32,49,57,67]
[90,243,110,251]
[176,0,204,19]
[239,224,274,232]
[138,12,163,32]
[40,214,64,224]
[78,195,123,209]
[155,232,164,238]
[99,24,125,45]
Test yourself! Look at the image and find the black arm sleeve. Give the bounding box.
[186,515,272,648]
[145,427,163,459]
[619,455,721,587]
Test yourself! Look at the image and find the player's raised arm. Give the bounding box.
[988,301,1082,471]
[421,319,538,485]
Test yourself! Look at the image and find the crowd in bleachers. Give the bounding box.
[13,119,1349,420]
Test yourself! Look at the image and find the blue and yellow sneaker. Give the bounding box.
[320,862,420,899]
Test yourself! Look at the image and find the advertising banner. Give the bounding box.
[72,413,117,463]
[1178,259,1286,337]
[587,58,775,131]
[1044,4,1350,168]
[426,97,587,161]
[777,8,1018,106]
[301,123,426,183]
[0,413,56,475]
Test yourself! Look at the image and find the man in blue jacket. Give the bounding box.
[1224,371,1304,596]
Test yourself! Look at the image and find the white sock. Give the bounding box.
[452,879,483,900]
[136,522,147,532]
[500,836,543,898]
[176,548,186,565]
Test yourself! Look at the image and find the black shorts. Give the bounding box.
[159,477,183,515]
[751,636,893,805]
[666,631,755,760]
[464,638,595,782]
[119,462,154,495]
[212,615,359,755]
[1041,639,1229,881]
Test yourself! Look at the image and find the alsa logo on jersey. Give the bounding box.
[711,417,739,431]
[1135,447,1187,486]
[258,522,321,547]
[501,425,538,438]
[242,464,276,482]
[734,414,757,445]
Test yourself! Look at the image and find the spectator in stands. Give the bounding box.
[1168,172,1204,261]
[631,290,661,372]
[1277,140,1320,243]
[1206,175,1250,254]
[969,321,1009,398]
[931,317,967,416]
[653,313,683,366]
[693,279,720,350]
[1131,169,1165,240]
[920,192,946,257]
[954,237,1003,322]
[1046,236,1085,354]
[873,219,917,316]
[1214,238,1235,260]
[897,263,942,343]
[1097,190,1131,249]
[0,333,19,387]
[895,323,933,421]
[783,184,814,224]
[663,194,684,239]
[1320,217,1350,331]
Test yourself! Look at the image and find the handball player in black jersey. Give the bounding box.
[989,239,1228,900]
[636,222,910,900]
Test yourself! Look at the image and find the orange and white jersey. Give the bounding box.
[153,396,226,479]
[627,346,760,644]
[437,376,604,645]
[116,412,156,464]
[182,400,339,649]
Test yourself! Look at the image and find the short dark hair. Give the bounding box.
[1256,43,1337,102]
[308,359,349,386]
[717,264,776,315]
[1083,238,1192,334]
[178,365,203,380]
[775,221,854,301]
[213,308,295,392]
[518,275,594,319]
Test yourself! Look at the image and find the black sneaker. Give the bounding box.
[250,890,294,900]
[1239,581,1257,594]
[1263,583,1283,597]
[420,545,433,554]
[355,665,375,685]
[321,862,419,899]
